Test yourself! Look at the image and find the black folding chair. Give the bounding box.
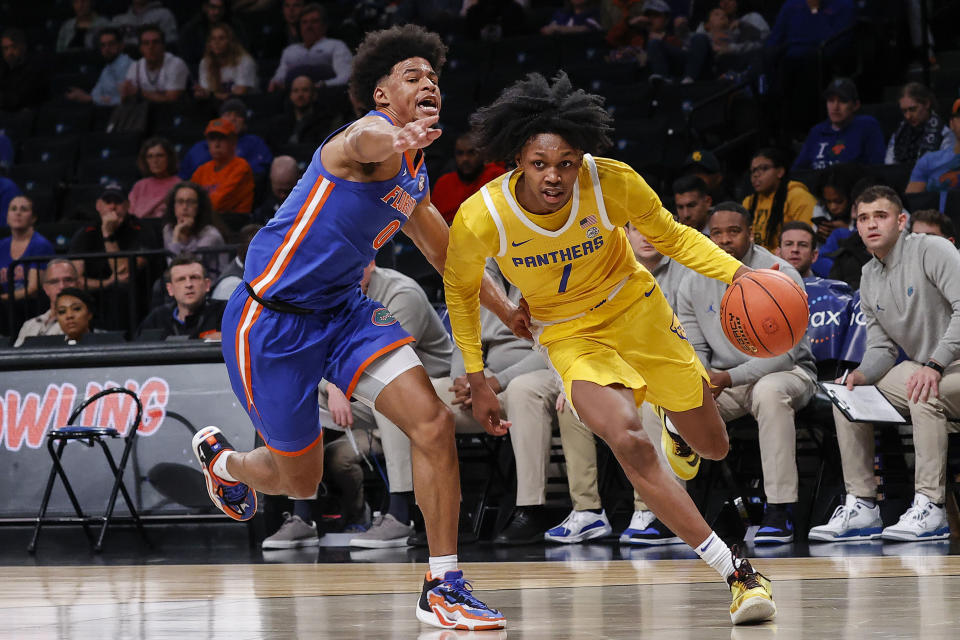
[28,387,149,553]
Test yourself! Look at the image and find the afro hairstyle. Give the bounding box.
[469,71,614,162]
[349,24,447,112]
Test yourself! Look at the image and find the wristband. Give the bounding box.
[925,361,944,375]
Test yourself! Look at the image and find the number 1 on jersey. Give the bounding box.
[558,263,572,293]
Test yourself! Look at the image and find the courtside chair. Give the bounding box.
[28,387,150,554]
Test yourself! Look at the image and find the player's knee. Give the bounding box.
[699,429,729,460]
[409,401,455,448]
[287,475,323,500]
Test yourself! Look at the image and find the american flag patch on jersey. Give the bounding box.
[579,215,598,229]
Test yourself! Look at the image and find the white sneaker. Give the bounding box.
[619,510,683,545]
[881,494,950,541]
[543,509,612,544]
[808,495,883,542]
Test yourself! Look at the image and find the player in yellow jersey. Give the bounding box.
[444,72,776,625]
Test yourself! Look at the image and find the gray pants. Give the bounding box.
[714,365,817,504]
[836,360,960,504]
[379,369,559,506]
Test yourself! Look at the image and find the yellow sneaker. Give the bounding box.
[727,554,777,625]
[655,405,700,480]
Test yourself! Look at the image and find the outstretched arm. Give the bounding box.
[343,114,442,165]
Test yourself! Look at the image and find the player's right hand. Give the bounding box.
[470,378,511,436]
[326,384,354,427]
[392,115,442,152]
[506,298,533,340]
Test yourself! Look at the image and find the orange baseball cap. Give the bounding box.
[952,99,960,118]
[205,118,237,136]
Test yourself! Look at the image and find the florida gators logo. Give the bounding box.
[418,174,425,192]
[831,142,846,156]
[372,308,397,326]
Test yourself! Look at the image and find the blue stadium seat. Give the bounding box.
[35,103,94,136]
[79,132,142,161]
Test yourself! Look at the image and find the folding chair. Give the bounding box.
[28,387,149,553]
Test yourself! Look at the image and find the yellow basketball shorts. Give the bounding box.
[536,284,709,413]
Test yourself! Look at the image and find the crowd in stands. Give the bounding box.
[2,0,960,551]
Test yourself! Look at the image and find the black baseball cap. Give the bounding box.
[98,182,127,203]
[682,149,721,174]
[824,78,859,103]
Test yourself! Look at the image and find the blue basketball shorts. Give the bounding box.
[222,285,416,455]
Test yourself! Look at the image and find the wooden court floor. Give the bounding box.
[3,554,959,639]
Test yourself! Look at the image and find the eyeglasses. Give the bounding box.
[175,198,199,206]
[750,164,774,176]
[45,277,78,286]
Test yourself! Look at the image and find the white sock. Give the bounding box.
[695,531,737,580]
[212,451,238,482]
[663,413,680,436]
[428,554,458,579]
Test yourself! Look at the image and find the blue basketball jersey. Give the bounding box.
[243,111,430,310]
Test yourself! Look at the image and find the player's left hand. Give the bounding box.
[326,384,354,427]
[468,373,511,436]
[392,115,442,152]
[505,298,533,340]
[906,365,940,404]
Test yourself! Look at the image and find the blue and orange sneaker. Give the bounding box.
[416,570,506,630]
[191,426,257,521]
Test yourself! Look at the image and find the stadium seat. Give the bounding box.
[155,124,207,158]
[276,143,317,169]
[867,163,912,192]
[79,131,142,160]
[34,103,95,136]
[75,157,141,187]
[61,184,103,221]
[21,188,59,224]
[859,102,902,139]
[19,135,80,167]
[36,220,84,252]
[0,110,35,144]
[9,161,70,191]
[904,191,940,212]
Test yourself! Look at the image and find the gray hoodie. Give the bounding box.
[858,231,960,383]
[676,244,816,387]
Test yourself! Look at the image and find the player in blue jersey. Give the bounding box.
[191,25,515,631]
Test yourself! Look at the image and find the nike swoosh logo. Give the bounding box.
[512,239,533,247]
[687,456,700,467]
[644,286,656,297]
[700,538,715,553]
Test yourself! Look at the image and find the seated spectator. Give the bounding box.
[195,24,258,101]
[548,226,691,546]
[910,209,956,246]
[0,174,21,228]
[268,3,352,92]
[464,0,531,41]
[255,0,304,59]
[129,137,181,219]
[180,99,273,178]
[137,254,226,340]
[0,132,11,171]
[605,0,646,58]
[69,183,151,291]
[809,186,960,544]
[113,0,179,47]
[1,196,54,301]
[793,78,886,171]
[765,0,856,135]
[742,148,816,250]
[190,119,256,226]
[0,28,49,112]
[211,223,261,300]
[886,82,956,166]
[253,156,299,224]
[162,182,228,277]
[810,163,858,277]
[679,148,732,203]
[268,75,341,148]
[265,260,455,549]
[120,25,189,104]
[431,132,506,224]
[776,220,818,278]
[180,0,249,67]
[678,202,817,544]
[541,0,603,36]
[642,0,713,84]
[905,99,960,209]
[65,26,133,106]
[672,175,712,233]
[54,288,97,344]
[57,0,111,51]
[697,2,768,74]
[15,259,80,346]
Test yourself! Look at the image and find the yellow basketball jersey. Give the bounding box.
[477,154,643,322]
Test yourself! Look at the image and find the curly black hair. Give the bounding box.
[349,24,447,112]
[469,72,614,162]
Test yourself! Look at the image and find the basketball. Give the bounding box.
[720,268,809,358]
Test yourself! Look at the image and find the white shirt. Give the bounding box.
[199,55,258,92]
[272,38,353,86]
[125,52,190,93]
[15,310,64,347]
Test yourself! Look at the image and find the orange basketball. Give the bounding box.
[720,268,809,358]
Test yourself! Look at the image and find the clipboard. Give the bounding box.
[818,382,907,424]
